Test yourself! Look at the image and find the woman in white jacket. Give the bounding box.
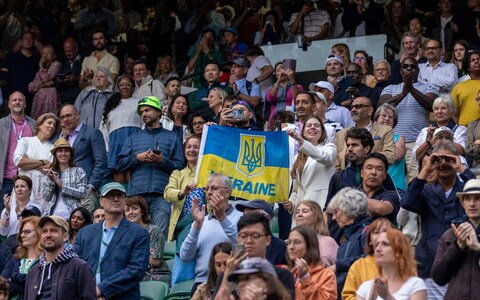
[286,115,336,210]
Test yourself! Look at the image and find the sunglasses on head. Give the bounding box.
[402,64,417,70]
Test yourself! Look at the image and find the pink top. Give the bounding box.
[318,235,339,266]
[265,84,303,125]
[4,117,33,179]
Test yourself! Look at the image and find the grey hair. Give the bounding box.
[327,187,369,219]
[207,173,233,191]
[373,59,391,74]
[432,94,456,114]
[401,32,422,47]
[433,140,458,155]
[374,103,398,127]
[95,66,114,88]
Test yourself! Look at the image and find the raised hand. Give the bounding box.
[192,197,206,230]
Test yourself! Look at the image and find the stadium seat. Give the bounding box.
[140,281,169,300]
[163,241,175,260]
[163,279,195,300]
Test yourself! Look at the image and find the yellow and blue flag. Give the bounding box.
[196,126,290,203]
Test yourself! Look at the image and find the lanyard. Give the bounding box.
[12,119,27,140]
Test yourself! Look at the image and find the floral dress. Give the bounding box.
[28,61,61,119]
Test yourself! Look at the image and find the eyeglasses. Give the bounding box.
[192,121,206,127]
[425,46,440,51]
[238,233,266,240]
[351,104,370,110]
[402,64,417,70]
[60,114,73,120]
[104,193,125,200]
[354,56,367,61]
[21,229,33,236]
[203,186,229,192]
[285,239,304,246]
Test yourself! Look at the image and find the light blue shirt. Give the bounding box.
[96,221,118,284]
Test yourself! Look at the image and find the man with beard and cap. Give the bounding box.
[24,216,96,299]
[379,57,438,180]
[79,30,120,89]
[402,140,475,299]
[116,96,184,238]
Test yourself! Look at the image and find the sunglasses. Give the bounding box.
[402,64,417,70]
[351,104,371,110]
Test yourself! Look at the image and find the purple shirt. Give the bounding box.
[4,117,33,179]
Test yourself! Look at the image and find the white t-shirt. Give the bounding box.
[356,276,426,300]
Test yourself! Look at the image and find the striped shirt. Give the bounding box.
[289,10,331,37]
[381,82,439,142]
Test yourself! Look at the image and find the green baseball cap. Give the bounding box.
[137,96,162,115]
[100,182,126,197]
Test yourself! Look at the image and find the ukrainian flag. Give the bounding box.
[196,126,290,203]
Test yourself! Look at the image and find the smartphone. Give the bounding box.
[152,149,162,155]
[451,219,464,227]
[232,244,245,256]
[283,59,297,72]
[227,109,245,120]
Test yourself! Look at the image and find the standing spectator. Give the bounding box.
[207,88,228,123]
[311,81,354,130]
[286,226,337,300]
[179,173,242,295]
[221,27,248,61]
[356,229,427,300]
[331,44,351,75]
[58,104,108,214]
[451,50,480,127]
[390,33,424,84]
[229,58,261,108]
[154,55,178,85]
[466,90,480,174]
[164,77,181,108]
[188,111,213,136]
[1,216,41,300]
[56,38,82,104]
[289,0,330,45]
[0,92,35,209]
[74,1,117,53]
[125,196,167,281]
[379,56,438,180]
[116,96,184,237]
[232,0,261,47]
[3,32,39,115]
[92,207,105,224]
[370,60,392,108]
[401,140,475,298]
[74,182,149,299]
[449,40,469,79]
[431,0,455,51]
[341,0,384,37]
[380,0,409,54]
[265,62,301,126]
[67,207,92,245]
[418,38,458,93]
[286,116,336,209]
[42,138,87,219]
[324,55,352,106]
[24,216,96,299]
[132,59,166,108]
[187,29,225,88]
[28,45,61,120]
[75,67,114,129]
[353,50,374,87]
[256,11,287,46]
[79,30,119,89]
[100,75,142,183]
[245,47,274,100]
[337,63,375,108]
[432,179,480,300]
[161,95,191,143]
[13,113,60,214]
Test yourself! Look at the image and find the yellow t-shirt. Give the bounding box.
[451,79,480,126]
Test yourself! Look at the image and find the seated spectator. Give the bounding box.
[265,62,302,126]
[154,55,178,85]
[13,113,60,214]
[401,140,475,298]
[125,196,167,282]
[331,43,351,75]
[161,95,191,143]
[374,104,407,192]
[28,45,61,119]
[380,0,409,55]
[0,216,40,300]
[335,96,394,170]
[286,226,337,300]
[92,207,105,224]
[341,0,384,37]
[418,38,458,93]
[466,90,480,175]
[221,27,248,61]
[432,178,480,299]
[353,50,374,87]
[218,257,291,300]
[256,10,288,46]
[74,182,150,299]
[75,66,114,129]
[56,38,82,104]
[323,55,352,106]
[413,95,467,162]
[100,75,142,183]
[188,111,213,136]
[191,242,232,300]
[179,173,242,294]
[245,46,274,100]
[327,187,371,296]
[228,58,261,108]
[370,59,392,109]
[164,77,181,109]
[132,59,166,107]
[289,0,330,44]
[0,176,36,238]
[219,100,259,130]
[448,40,469,79]
[286,116,336,209]
[356,228,427,300]
[311,81,354,130]
[342,217,395,300]
[389,33,425,85]
[338,63,375,108]
[43,138,87,219]
[187,29,225,89]
[310,91,338,143]
[67,207,92,245]
[207,88,228,123]
[292,200,338,266]
[164,134,204,285]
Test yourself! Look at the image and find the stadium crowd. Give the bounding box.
[0,0,480,299]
